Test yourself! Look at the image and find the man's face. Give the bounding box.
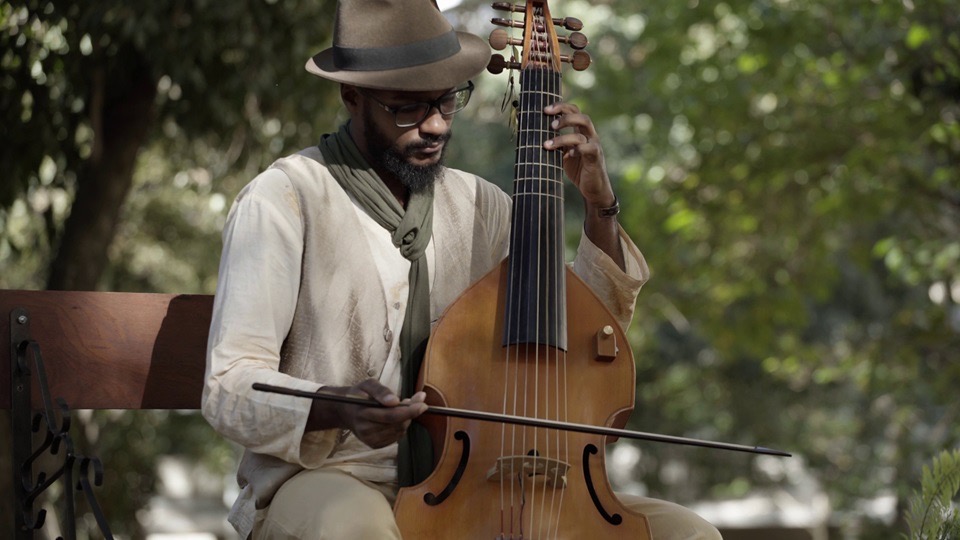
[356,87,456,193]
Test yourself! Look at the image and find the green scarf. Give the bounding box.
[317,123,435,487]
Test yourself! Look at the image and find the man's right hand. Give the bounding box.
[306,379,428,449]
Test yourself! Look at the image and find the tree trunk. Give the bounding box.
[46,60,156,291]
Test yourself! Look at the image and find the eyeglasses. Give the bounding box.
[359,81,475,128]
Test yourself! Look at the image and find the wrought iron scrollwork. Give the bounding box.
[10,308,114,540]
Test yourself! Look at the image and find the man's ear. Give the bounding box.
[341,84,362,114]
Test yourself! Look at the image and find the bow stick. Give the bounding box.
[253,382,791,457]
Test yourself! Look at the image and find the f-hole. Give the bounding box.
[424,431,470,506]
[582,444,622,525]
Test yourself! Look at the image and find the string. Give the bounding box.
[548,10,571,538]
[555,18,570,538]
[532,15,544,530]
[546,59,561,528]
[548,23,566,538]
[534,12,548,534]
[501,6,523,536]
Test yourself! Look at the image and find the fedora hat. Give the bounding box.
[306,0,490,91]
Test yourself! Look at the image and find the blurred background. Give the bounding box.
[1,0,958,538]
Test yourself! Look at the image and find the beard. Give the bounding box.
[362,109,451,193]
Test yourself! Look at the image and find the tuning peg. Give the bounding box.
[492,17,525,29]
[558,31,588,50]
[492,1,523,13]
[492,2,583,31]
[489,28,524,51]
[561,50,591,71]
[491,28,586,53]
[553,17,583,31]
[487,54,521,74]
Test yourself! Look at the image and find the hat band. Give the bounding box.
[331,30,461,72]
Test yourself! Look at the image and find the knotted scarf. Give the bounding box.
[317,123,435,487]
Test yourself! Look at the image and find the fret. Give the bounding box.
[514,142,556,149]
[514,183,564,198]
[514,162,564,169]
[512,192,564,200]
[515,149,562,163]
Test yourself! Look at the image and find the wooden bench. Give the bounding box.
[3,290,795,538]
[2,289,214,539]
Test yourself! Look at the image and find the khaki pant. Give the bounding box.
[253,468,722,539]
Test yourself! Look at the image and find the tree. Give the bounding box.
[1,0,341,291]
[2,1,340,536]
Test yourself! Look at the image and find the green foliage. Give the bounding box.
[1,0,341,291]
[905,449,960,540]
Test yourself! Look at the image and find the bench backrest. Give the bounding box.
[1,290,212,410]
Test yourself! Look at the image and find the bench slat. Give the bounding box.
[1,290,212,410]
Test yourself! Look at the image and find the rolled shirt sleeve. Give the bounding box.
[572,224,650,332]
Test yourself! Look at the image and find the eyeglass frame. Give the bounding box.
[357,81,475,128]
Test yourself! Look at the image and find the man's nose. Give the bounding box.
[418,105,449,136]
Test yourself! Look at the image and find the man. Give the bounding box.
[202,0,722,538]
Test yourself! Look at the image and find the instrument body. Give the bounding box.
[394,263,651,537]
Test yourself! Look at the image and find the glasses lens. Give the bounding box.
[394,104,430,127]
[439,86,472,115]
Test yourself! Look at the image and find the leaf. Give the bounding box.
[906,24,933,50]
[905,449,960,539]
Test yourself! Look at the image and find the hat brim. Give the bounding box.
[306,32,490,91]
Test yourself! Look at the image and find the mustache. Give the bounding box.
[406,130,452,151]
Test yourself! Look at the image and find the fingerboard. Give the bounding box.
[502,66,567,350]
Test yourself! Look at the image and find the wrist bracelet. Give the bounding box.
[597,196,620,218]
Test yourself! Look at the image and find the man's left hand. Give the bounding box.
[543,101,626,270]
[543,102,616,209]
